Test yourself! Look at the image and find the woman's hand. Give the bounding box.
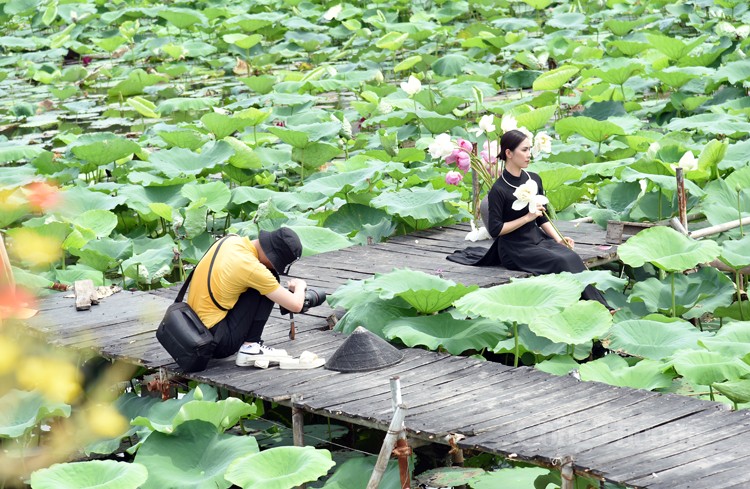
[527,202,545,222]
[287,278,307,293]
[559,237,575,249]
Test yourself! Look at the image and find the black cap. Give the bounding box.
[259,228,302,275]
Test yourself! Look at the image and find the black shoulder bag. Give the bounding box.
[156,236,232,372]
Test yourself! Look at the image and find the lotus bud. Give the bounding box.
[736,184,743,194]
[374,70,384,84]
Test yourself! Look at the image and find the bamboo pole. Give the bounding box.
[560,456,575,489]
[390,377,411,489]
[675,167,688,232]
[292,394,304,447]
[689,217,750,239]
[367,404,407,489]
[670,217,688,235]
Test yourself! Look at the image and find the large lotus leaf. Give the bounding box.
[226,446,334,489]
[200,112,252,140]
[55,265,108,286]
[384,315,506,355]
[108,69,168,97]
[714,301,750,321]
[224,12,282,32]
[529,300,612,345]
[158,128,209,151]
[652,68,699,89]
[30,461,148,489]
[713,59,750,85]
[455,274,584,325]
[141,141,233,179]
[71,209,118,238]
[514,105,557,132]
[289,225,352,255]
[397,283,478,314]
[0,143,48,164]
[697,139,728,175]
[579,355,674,391]
[645,33,704,60]
[157,97,220,115]
[71,133,140,167]
[327,277,383,311]
[121,247,175,284]
[0,389,70,439]
[629,266,735,319]
[86,391,162,456]
[665,113,750,136]
[547,186,586,212]
[605,317,709,359]
[583,59,643,86]
[415,110,464,134]
[726,167,750,194]
[570,270,628,292]
[368,269,458,298]
[532,65,579,91]
[181,182,231,213]
[335,298,417,338]
[494,323,591,360]
[701,179,750,235]
[292,142,341,168]
[720,235,750,270]
[555,116,625,143]
[712,379,750,405]
[169,398,256,434]
[370,187,457,223]
[131,385,217,434]
[469,467,550,489]
[231,187,327,212]
[619,167,706,197]
[134,420,259,489]
[224,137,263,170]
[69,236,133,272]
[431,54,468,76]
[618,226,721,272]
[671,350,750,386]
[698,322,750,357]
[323,203,392,236]
[57,186,127,218]
[321,455,404,489]
[118,184,189,219]
[300,165,384,196]
[158,7,207,29]
[535,355,580,376]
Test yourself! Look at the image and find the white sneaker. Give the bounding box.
[235,341,291,367]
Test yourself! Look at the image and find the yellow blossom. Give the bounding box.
[8,229,63,268]
[0,335,20,375]
[85,403,128,438]
[16,356,82,403]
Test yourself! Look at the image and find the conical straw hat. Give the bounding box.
[326,326,404,372]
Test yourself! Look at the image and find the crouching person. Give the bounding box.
[187,227,306,366]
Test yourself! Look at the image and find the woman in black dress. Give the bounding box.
[487,129,609,306]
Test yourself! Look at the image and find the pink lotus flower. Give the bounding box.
[480,140,498,165]
[457,138,473,153]
[445,171,463,185]
[456,152,470,172]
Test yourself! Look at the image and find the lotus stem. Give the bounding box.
[738,271,745,321]
[672,272,677,317]
[513,321,519,368]
[738,189,744,237]
[543,211,572,250]
[709,386,715,402]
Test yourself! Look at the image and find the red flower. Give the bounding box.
[24,182,60,212]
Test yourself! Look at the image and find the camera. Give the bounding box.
[280,288,327,315]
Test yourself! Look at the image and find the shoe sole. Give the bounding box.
[235,353,291,367]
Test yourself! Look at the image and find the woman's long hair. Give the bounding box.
[499,129,529,162]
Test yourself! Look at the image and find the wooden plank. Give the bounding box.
[74,279,98,310]
[626,448,750,489]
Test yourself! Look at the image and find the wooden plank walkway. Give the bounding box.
[25,222,750,488]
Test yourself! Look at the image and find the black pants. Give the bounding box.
[210,288,274,359]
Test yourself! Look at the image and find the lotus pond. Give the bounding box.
[0,0,749,486]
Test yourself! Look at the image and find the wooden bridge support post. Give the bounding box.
[559,456,575,489]
[675,167,688,232]
[367,404,407,489]
[291,394,306,489]
[390,377,411,489]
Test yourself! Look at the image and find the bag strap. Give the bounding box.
[174,234,236,306]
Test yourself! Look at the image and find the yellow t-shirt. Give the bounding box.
[186,236,280,328]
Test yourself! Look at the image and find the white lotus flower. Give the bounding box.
[470,114,496,137]
[511,179,549,213]
[675,151,698,172]
[532,132,552,155]
[400,75,422,96]
[465,221,492,242]
[500,114,518,133]
[428,133,455,159]
[374,70,385,84]
[377,101,393,115]
[737,25,750,39]
[323,4,342,20]
[715,21,737,38]
[646,142,660,160]
[518,126,533,142]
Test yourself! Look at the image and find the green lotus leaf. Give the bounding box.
[431,54,468,76]
[570,270,628,292]
[92,35,127,53]
[108,69,168,97]
[72,209,118,238]
[231,186,327,212]
[57,187,128,218]
[126,96,159,119]
[158,97,220,115]
[628,266,735,319]
[514,105,557,132]
[226,446,334,489]
[158,8,207,29]
[223,137,263,170]
[725,166,750,195]
[555,116,625,144]
[72,236,133,272]
[321,455,405,489]
[699,322,750,357]
[664,113,750,136]
[394,55,422,72]
[697,139,728,175]
[0,143,48,164]
[415,109,464,133]
[535,355,579,376]
[30,461,148,489]
[532,65,579,91]
[529,300,612,345]
[454,274,584,325]
[604,18,651,36]
[236,107,271,126]
[181,182,232,213]
[120,236,176,285]
[618,226,721,272]
[140,141,234,179]
[238,75,276,94]
[223,33,263,50]
[606,317,709,360]
[547,186,586,212]
[0,389,70,439]
[652,68,699,89]
[335,298,417,338]
[292,141,341,168]
[546,12,586,30]
[224,12,284,32]
[384,315,506,355]
[367,269,458,299]
[671,350,750,386]
[171,398,256,433]
[158,128,209,151]
[701,179,750,237]
[712,379,750,405]
[714,59,750,85]
[370,187,457,223]
[289,225,352,255]
[131,384,217,433]
[469,467,550,489]
[55,265,109,286]
[135,420,258,489]
[200,112,252,140]
[397,282,478,314]
[71,133,140,167]
[521,0,553,9]
[118,184,189,219]
[583,59,643,86]
[579,355,674,391]
[494,323,592,360]
[720,235,750,270]
[327,277,383,311]
[323,203,392,236]
[714,301,750,321]
[375,31,408,51]
[646,33,705,60]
